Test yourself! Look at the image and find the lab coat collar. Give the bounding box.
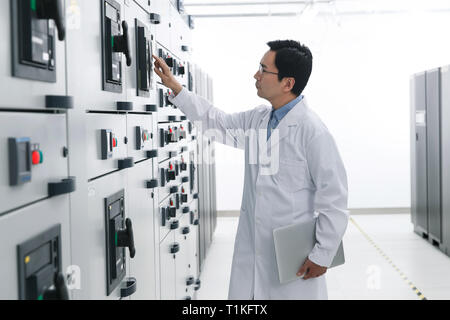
[267,98,308,144]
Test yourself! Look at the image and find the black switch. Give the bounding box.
[165,57,173,68]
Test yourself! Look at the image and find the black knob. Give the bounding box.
[182,176,189,183]
[165,57,174,68]
[186,276,195,286]
[180,163,187,171]
[182,206,190,214]
[170,243,180,254]
[42,272,70,300]
[167,171,176,181]
[146,179,158,189]
[113,21,132,67]
[170,186,178,194]
[182,227,190,235]
[179,66,185,75]
[181,194,188,204]
[149,13,161,24]
[170,220,179,230]
[116,218,136,258]
[168,207,177,218]
[36,0,66,41]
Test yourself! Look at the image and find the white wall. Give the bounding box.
[190,10,450,210]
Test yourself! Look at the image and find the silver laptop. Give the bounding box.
[273,218,345,284]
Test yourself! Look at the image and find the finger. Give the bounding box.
[297,260,311,277]
[152,55,170,73]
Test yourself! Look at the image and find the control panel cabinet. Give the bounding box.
[84,171,135,299]
[0,112,73,215]
[0,196,71,300]
[66,0,129,111]
[1,0,69,110]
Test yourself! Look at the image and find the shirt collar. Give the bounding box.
[272,95,303,122]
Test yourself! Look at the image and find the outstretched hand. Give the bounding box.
[152,55,183,96]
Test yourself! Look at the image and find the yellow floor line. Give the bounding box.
[350,217,427,300]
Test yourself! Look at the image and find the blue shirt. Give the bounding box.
[267,95,303,140]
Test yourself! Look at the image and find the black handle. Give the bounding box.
[120,277,137,298]
[167,171,176,181]
[168,207,176,218]
[48,177,76,197]
[43,272,70,300]
[149,13,161,24]
[170,243,180,254]
[36,0,66,41]
[116,218,136,258]
[182,227,190,235]
[170,220,179,230]
[182,206,190,214]
[113,21,132,67]
[118,158,134,170]
[165,57,174,68]
[182,176,189,183]
[193,193,199,199]
[170,186,178,194]
[194,279,201,291]
[186,276,194,286]
[181,194,188,204]
[146,150,158,159]
[146,104,158,112]
[146,179,158,189]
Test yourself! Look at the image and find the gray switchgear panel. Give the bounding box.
[11,0,65,82]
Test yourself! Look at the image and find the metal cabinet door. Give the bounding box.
[0,112,69,214]
[440,66,450,253]
[426,69,442,243]
[124,1,158,112]
[412,72,428,236]
[80,170,132,300]
[66,0,129,111]
[160,231,176,300]
[0,196,71,299]
[86,113,128,180]
[127,159,157,299]
[0,0,67,110]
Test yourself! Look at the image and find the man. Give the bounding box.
[153,40,349,300]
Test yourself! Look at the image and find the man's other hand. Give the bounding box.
[297,258,327,280]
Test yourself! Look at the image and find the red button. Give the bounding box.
[113,138,117,148]
[182,188,185,193]
[32,150,40,165]
[170,164,173,170]
[170,200,173,206]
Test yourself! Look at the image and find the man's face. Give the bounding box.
[254,50,283,101]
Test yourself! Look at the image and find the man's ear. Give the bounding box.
[284,77,295,92]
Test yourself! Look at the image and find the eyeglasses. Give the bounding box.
[258,64,279,75]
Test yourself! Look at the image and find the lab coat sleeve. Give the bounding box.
[169,87,258,150]
[306,131,349,268]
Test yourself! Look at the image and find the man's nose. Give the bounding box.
[254,72,260,80]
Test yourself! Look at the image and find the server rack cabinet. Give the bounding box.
[426,68,442,245]
[411,71,429,237]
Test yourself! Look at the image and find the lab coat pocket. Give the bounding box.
[276,159,309,193]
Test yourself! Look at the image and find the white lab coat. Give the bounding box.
[169,88,349,300]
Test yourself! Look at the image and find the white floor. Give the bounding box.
[196,214,450,300]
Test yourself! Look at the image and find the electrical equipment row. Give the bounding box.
[0,0,217,300]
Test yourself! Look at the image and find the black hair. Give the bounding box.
[267,40,313,96]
